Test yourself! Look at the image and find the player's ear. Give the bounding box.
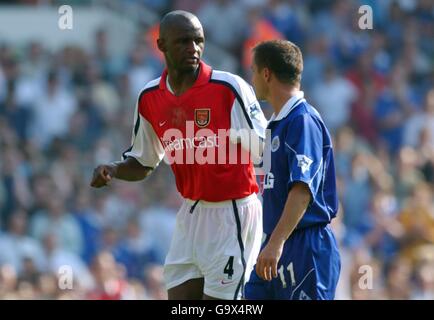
[157,38,166,53]
[263,67,271,83]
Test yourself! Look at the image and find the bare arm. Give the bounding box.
[256,182,311,281]
[90,157,153,188]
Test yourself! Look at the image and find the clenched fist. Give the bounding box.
[90,164,117,188]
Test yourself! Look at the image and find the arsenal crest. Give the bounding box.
[194,109,210,128]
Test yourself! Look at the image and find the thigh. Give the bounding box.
[245,267,272,300]
[164,202,205,294]
[203,254,245,300]
[313,226,341,300]
[274,226,341,300]
[168,278,204,300]
[164,262,203,293]
[269,235,317,300]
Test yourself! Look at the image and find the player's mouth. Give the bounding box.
[185,57,199,65]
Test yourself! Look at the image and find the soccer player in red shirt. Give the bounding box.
[90,10,267,300]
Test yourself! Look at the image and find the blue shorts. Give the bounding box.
[245,224,341,300]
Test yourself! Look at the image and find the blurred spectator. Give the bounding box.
[15,280,37,299]
[16,41,47,107]
[374,64,418,155]
[171,0,203,13]
[393,146,425,202]
[0,264,18,299]
[0,209,45,272]
[350,80,379,145]
[311,64,357,134]
[385,257,413,300]
[27,173,54,217]
[397,182,434,266]
[127,44,160,101]
[341,152,373,248]
[143,264,167,300]
[241,6,284,74]
[97,227,130,268]
[364,190,403,261]
[30,195,84,255]
[404,88,434,148]
[264,0,306,45]
[119,218,159,279]
[0,146,32,226]
[37,273,60,300]
[40,233,93,291]
[139,187,179,264]
[301,34,330,91]
[412,260,434,300]
[0,80,31,142]
[72,189,104,264]
[92,28,113,81]
[198,0,247,56]
[346,49,387,92]
[86,251,129,300]
[17,256,41,286]
[29,71,77,149]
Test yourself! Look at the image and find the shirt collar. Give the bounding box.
[269,91,305,122]
[166,76,174,94]
[159,60,212,91]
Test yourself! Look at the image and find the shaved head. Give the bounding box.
[157,10,205,73]
[159,10,202,39]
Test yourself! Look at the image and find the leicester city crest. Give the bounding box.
[271,136,280,152]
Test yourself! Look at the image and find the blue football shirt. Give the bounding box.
[262,91,338,234]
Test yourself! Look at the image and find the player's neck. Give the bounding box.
[167,67,199,96]
[269,85,301,116]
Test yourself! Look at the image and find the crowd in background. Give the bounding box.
[0,0,433,299]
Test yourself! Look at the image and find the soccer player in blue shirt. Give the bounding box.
[245,40,341,300]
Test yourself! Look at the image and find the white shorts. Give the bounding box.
[164,193,262,300]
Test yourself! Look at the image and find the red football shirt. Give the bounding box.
[123,61,267,202]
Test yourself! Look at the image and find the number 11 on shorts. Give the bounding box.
[278,262,296,288]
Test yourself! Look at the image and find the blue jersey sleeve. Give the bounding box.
[284,114,324,200]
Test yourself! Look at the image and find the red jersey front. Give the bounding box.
[123,61,267,202]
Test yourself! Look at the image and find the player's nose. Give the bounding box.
[186,40,200,55]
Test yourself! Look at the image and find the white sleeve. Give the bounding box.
[229,76,268,162]
[122,101,165,168]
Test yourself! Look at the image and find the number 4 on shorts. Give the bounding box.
[224,256,234,279]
